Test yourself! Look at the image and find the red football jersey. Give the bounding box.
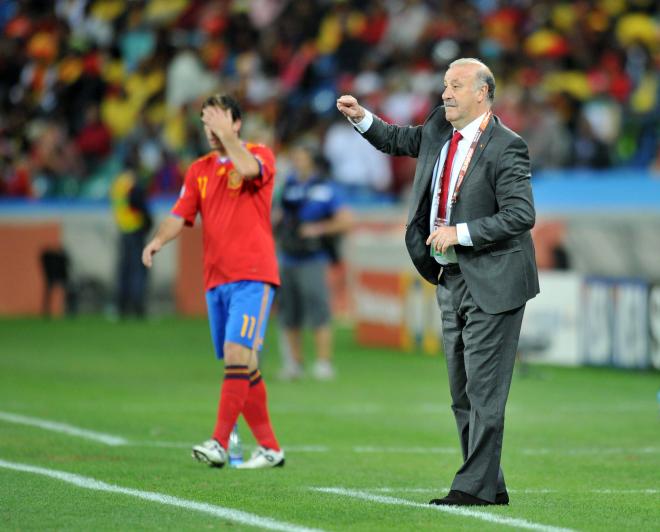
[172,143,280,290]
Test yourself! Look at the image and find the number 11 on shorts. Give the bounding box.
[241,314,256,339]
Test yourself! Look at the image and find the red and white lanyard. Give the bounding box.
[439,111,493,210]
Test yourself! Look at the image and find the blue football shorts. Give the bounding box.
[205,281,276,359]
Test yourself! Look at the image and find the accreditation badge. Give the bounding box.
[430,217,448,259]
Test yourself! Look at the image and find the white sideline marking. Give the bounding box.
[368,487,557,494]
[133,442,332,453]
[169,443,652,456]
[367,487,660,495]
[521,447,660,455]
[353,446,456,454]
[274,403,385,415]
[0,459,323,532]
[590,489,660,494]
[311,487,575,532]
[0,411,127,446]
[354,446,658,456]
[135,445,456,454]
[282,445,330,453]
[2,410,657,459]
[134,441,190,448]
[271,402,651,415]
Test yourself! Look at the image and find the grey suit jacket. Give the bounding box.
[362,106,539,314]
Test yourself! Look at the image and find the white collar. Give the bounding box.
[455,111,489,142]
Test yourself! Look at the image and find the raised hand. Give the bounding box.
[336,94,366,123]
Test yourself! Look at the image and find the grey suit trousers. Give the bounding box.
[436,268,525,502]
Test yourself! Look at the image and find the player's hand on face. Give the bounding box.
[142,240,161,268]
[202,107,235,139]
[336,95,365,122]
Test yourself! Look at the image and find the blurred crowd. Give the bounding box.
[0,0,658,200]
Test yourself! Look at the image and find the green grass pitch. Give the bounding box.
[0,317,658,531]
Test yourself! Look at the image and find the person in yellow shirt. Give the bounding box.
[110,166,152,318]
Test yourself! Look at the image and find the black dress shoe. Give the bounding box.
[429,490,493,506]
[495,490,509,505]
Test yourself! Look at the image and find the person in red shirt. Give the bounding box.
[142,94,283,469]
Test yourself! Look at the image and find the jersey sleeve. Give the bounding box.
[248,144,276,187]
[171,164,199,226]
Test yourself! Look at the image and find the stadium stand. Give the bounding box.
[0,0,658,200]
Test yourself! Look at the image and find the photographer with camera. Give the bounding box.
[276,141,353,380]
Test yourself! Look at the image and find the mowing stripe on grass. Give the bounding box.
[0,459,323,532]
[311,487,575,532]
[0,411,127,446]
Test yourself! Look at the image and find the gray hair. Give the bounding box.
[449,58,496,103]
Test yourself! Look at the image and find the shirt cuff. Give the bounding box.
[456,223,473,246]
[350,110,373,133]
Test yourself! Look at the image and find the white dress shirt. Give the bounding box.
[351,109,482,264]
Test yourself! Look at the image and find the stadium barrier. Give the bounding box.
[1,170,659,371]
[0,222,64,316]
[346,218,659,370]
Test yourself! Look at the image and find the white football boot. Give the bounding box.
[278,362,303,381]
[312,360,335,381]
[236,446,285,469]
[191,439,227,468]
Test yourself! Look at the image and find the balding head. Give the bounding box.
[449,58,496,103]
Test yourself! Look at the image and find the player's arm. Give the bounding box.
[202,106,261,179]
[218,132,261,179]
[142,215,185,268]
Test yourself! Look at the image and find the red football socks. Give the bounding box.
[242,369,280,451]
[212,365,250,449]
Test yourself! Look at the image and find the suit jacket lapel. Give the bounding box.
[459,117,496,187]
[410,127,452,220]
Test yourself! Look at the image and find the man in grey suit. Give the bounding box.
[337,58,539,506]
